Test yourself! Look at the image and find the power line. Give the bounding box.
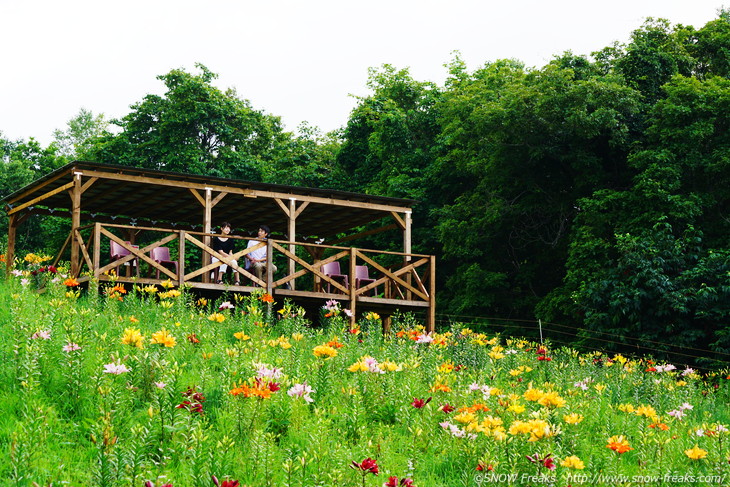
[435,313,730,357]
[539,327,730,365]
[541,320,730,358]
[432,312,730,366]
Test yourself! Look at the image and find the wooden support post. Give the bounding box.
[288,198,296,291]
[6,213,18,277]
[265,238,274,298]
[383,315,392,335]
[124,227,137,277]
[349,247,357,327]
[404,210,412,258]
[404,210,412,301]
[202,188,212,283]
[178,230,186,288]
[70,172,82,277]
[427,254,436,333]
[385,271,391,299]
[91,223,101,295]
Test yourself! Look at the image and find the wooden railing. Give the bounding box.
[268,240,434,304]
[58,222,436,327]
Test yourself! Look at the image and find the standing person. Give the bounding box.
[212,222,240,285]
[246,225,277,283]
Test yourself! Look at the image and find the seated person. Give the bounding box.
[212,222,240,285]
[246,225,277,283]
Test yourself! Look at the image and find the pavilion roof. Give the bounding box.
[2,161,416,238]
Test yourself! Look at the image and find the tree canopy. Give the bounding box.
[86,64,288,181]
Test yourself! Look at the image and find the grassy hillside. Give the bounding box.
[0,260,728,486]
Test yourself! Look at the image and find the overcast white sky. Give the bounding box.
[0,0,726,146]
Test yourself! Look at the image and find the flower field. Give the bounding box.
[1,259,729,486]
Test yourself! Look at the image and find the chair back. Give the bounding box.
[322,261,342,276]
[355,265,370,280]
[151,247,171,263]
[110,240,132,259]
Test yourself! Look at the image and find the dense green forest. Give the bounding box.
[3,14,730,365]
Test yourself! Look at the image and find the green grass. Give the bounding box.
[0,266,728,487]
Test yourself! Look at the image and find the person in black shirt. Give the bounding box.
[212,222,240,285]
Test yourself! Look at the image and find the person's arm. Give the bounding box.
[258,245,267,263]
[221,240,232,257]
[246,240,256,263]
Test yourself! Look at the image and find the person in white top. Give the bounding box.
[246,225,277,283]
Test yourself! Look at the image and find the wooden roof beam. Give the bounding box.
[7,181,75,215]
[211,191,227,208]
[390,211,406,230]
[80,177,98,194]
[189,188,205,206]
[78,180,134,208]
[4,167,75,207]
[76,168,411,214]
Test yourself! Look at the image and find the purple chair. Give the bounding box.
[322,261,348,293]
[110,240,138,276]
[150,246,178,279]
[355,265,378,296]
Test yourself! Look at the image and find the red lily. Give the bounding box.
[439,403,455,413]
[351,457,379,475]
[526,453,556,471]
[411,397,432,409]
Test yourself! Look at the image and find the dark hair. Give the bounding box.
[259,225,271,236]
[220,222,231,230]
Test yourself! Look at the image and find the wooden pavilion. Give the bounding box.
[2,161,435,331]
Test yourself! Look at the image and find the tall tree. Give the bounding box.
[87,64,287,180]
[434,58,641,316]
[542,74,730,362]
[0,133,66,253]
[690,8,730,78]
[336,65,443,253]
[261,123,344,189]
[53,108,108,160]
[338,65,442,199]
[613,18,696,103]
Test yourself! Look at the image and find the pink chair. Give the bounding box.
[150,247,179,279]
[110,240,138,276]
[322,261,348,293]
[355,265,378,296]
